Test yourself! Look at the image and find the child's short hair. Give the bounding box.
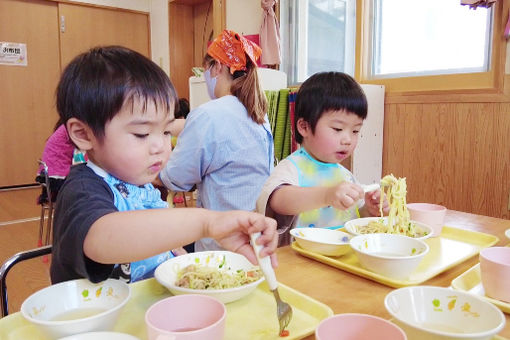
[175,98,190,119]
[56,46,177,139]
[294,72,367,144]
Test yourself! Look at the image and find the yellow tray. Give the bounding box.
[451,263,510,314]
[0,278,333,340]
[291,226,499,288]
[389,319,508,340]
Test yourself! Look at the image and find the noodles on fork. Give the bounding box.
[355,174,427,238]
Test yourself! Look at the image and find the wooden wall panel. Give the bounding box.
[169,3,194,100]
[58,3,150,69]
[0,0,60,187]
[382,101,510,219]
[193,2,214,66]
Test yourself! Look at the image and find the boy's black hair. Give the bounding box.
[294,72,367,144]
[56,46,177,139]
[175,98,190,119]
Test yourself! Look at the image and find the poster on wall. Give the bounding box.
[0,42,27,66]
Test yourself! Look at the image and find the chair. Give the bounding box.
[36,160,53,249]
[0,245,52,317]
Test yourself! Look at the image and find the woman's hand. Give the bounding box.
[206,211,278,267]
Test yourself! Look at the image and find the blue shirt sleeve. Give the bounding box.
[160,105,213,192]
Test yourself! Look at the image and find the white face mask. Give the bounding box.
[204,68,217,100]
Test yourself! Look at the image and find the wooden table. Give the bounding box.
[274,210,510,339]
[0,209,508,339]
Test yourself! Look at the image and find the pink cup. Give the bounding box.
[145,294,226,340]
[407,203,447,237]
[315,313,407,340]
[480,247,510,303]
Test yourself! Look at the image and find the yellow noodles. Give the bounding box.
[356,174,428,238]
[175,262,262,290]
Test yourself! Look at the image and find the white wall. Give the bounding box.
[226,0,262,35]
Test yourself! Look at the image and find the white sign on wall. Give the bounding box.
[0,42,27,66]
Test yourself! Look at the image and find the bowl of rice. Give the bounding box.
[154,251,264,304]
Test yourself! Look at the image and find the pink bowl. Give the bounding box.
[480,247,510,303]
[407,203,447,237]
[315,313,407,340]
[145,294,226,340]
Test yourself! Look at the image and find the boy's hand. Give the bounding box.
[364,189,389,216]
[206,211,278,267]
[171,247,188,256]
[325,182,364,210]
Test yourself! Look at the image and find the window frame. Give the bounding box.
[280,0,357,85]
[354,0,507,100]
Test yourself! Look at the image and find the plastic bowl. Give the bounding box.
[58,332,140,340]
[350,233,429,279]
[290,228,352,256]
[344,216,433,240]
[145,294,226,340]
[479,246,510,303]
[385,286,506,340]
[315,313,407,340]
[21,279,130,339]
[154,251,264,304]
[407,203,447,237]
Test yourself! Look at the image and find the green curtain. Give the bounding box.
[265,89,292,164]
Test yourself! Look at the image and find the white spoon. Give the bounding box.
[361,183,380,193]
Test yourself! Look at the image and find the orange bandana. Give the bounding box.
[207,30,262,74]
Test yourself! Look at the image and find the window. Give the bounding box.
[367,0,494,79]
[280,0,357,84]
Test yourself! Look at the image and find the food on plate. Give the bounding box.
[175,256,262,290]
[280,329,290,337]
[356,174,428,238]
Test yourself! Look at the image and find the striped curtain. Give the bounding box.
[265,89,294,164]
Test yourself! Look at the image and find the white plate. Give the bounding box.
[58,332,140,340]
[505,228,510,240]
[344,217,433,240]
[290,228,351,256]
[154,251,264,304]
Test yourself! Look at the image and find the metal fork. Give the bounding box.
[250,232,293,334]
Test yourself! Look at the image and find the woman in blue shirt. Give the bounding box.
[159,30,274,251]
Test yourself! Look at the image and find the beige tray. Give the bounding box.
[389,319,508,340]
[291,226,499,288]
[0,278,333,340]
[451,263,510,314]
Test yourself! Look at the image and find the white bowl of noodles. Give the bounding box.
[344,216,433,240]
[154,251,264,304]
